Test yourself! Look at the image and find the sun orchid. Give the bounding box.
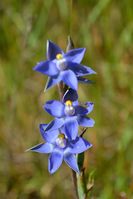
[27,124,92,174]
[44,88,95,140]
[33,40,96,90]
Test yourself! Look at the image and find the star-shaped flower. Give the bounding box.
[43,88,95,140]
[33,40,96,90]
[27,124,92,174]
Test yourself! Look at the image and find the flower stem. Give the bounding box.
[57,36,89,199]
[57,81,64,99]
[72,170,79,199]
[66,36,81,199]
[77,169,88,199]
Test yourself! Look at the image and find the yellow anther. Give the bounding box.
[56,53,63,60]
[58,133,65,139]
[65,100,72,106]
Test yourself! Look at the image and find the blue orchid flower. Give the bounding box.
[43,89,95,140]
[27,124,92,174]
[33,40,96,90]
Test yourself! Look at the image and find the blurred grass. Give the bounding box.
[0,0,133,198]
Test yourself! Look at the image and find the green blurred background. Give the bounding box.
[0,0,133,198]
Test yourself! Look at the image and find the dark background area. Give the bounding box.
[0,0,133,198]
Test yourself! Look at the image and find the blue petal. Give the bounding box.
[39,123,47,131]
[44,118,64,132]
[64,118,78,140]
[27,143,53,153]
[39,124,59,143]
[61,70,78,90]
[44,100,64,117]
[67,62,96,77]
[48,149,63,174]
[73,100,79,106]
[39,123,47,139]
[68,137,92,154]
[64,153,79,173]
[47,40,63,60]
[75,106,88,115]
[64,48,86,63]
[85,102,94,114]
[63,88,78,103]
[33,61,59,76]
[78,116,95,127]
[77,77,94,84]
[44,76,62,91]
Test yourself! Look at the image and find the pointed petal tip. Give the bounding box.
[91,119,95,127]
[25,145,39,152]
[43,87,47,92]
[92,70,97,74]
[47,40,53,47]
[86,141,93,149]
[73,166,80,174]
[85,68,96,75]
[33,62,43,70]
[89,143,93,148]
[39,123,48,131]
[25,145,42,152]
[49,169,56,174]
[44,85,52,92]
[73,166,80,173]
[47,39,52,44]
[33,65,38,71]
[88,118,95,127]
[88,68,96,75]
[82,47,86,53]
[71,168,80,174]
[44,79,50,92]
[25,148,30,152]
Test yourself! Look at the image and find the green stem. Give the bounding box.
[72,170,79,199]
[57,81,64,99]
[77,169,88,199]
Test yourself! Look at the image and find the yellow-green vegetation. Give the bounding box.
[0,0,133,198]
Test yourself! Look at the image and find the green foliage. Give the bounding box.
[0,0,133,198]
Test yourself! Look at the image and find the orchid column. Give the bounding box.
[27,37,96,199]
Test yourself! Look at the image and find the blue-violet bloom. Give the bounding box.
[44,88,95,140]
[33,40,96,90]
[27,124,92,174]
